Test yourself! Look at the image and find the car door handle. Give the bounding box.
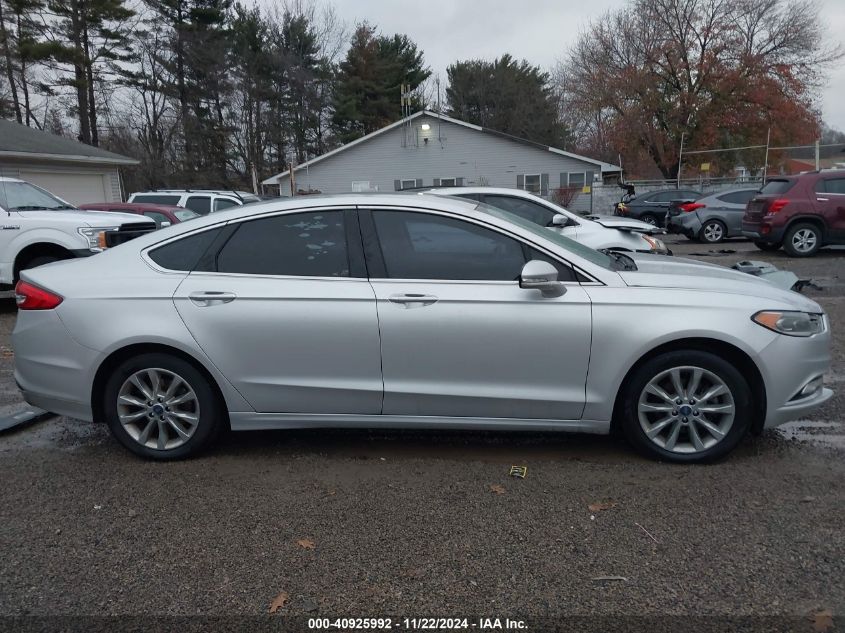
[817,197,829,202]
[388,293,438,308]
[188,291,237,306]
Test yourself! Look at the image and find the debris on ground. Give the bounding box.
[269,591,289,614]
[810,609,834,632]
[588,501,616,512]
[635,522,660,543]
[490,484,506,495]
[591,576,627,582]
[296,538,316,550]
[509,465,527,478]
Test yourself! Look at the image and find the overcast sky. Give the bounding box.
[259,0,845,132]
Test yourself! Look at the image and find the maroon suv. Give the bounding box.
[78,202,200,228]
[742,170,845,256]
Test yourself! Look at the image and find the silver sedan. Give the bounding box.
[12,194,832,462]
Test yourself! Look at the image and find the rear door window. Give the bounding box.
[216,210,350,277]
[214,198,239,211]
[819,178,845,195]
[185,196,212,215]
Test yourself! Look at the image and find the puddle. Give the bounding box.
[776,420,845,450]
[0,416,109,452]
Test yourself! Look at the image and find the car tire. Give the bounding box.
[753,241,781,252]
[699,220,726,244]
[783,223,822,257]
[619,350,752,463]
[102,353,224,460]
[640,213,659,226]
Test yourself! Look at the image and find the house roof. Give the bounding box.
[0,119,138,165]
[262,110,621,185]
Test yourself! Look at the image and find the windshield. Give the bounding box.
[174,209,201,221]
[0,181,75,211]
[477,202,617,270]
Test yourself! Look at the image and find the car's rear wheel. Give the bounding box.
[699,220,726,244]
[103,353,223,460]
[754,241,781,252]
[783,223,822,257]
[619,350,751,463]
[640,213,659,226]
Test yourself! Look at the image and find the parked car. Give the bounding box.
[742,170,845,256]
[13,194,831,464]
[0,177,156,287]
[127,189,261,215]
[666,188,759,243]
[615,188,703,226]
[426,187,670,254]
[79,202,201,228]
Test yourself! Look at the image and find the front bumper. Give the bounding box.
[757,320,833,429]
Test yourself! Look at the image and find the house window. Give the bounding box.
[568,173,586,188]
[523,174,541,193]
[439,177,457,187]
[352,181,371,192]
[401,179,417,190]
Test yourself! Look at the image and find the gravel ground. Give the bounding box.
[0,237,843,630]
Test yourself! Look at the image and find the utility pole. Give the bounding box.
[815,139,820,170]
[762,127,771,185]
[676,132,685,189]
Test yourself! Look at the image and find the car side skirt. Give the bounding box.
[229,413,610,434]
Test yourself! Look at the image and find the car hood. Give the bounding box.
[588,216,665,234]
[16,209,151,226]
[620,254,822,312]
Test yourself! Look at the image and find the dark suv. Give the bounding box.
[742,170,845,256]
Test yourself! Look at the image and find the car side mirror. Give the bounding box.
[519,260,565,297]
[551,214,569,227]
[160,221,171,228]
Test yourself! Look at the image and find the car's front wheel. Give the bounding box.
[640,213,659,226]
[783,223,822,257]
[103,353,224,460]
[619,350,752,463]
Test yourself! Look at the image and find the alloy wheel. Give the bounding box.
[637,366,735,454]
[791,228,817,254]
[702,222,724,243]
[116,368,201,450]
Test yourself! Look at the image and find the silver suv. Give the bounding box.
[127,189,260,215]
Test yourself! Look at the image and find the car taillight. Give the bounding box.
[14,281,63,310]
[679,203,705,212]
[766,199,789,214]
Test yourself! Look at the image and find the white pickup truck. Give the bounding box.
[0,177,156,287]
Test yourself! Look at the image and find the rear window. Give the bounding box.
[717,190,757,205]
[132,194,181,205]
[759,180,794,195]
[148,228,222,271]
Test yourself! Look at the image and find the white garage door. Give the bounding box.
[19,171,109,205]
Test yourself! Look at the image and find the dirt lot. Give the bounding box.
[0,235,843,630]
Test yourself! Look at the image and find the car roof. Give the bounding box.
[82,202,187,212]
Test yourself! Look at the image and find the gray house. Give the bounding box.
[0,119,138,204]
[261,110,620,214]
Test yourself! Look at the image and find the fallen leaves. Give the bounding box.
[490,484,506,495]
[811,609,834,632]
[588,501,616,512]
[296,538,316,550]
[269,591,289,614]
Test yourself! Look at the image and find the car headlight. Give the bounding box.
[78,226,118,251]
[752,310,825,337]
[642,235,667,252]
